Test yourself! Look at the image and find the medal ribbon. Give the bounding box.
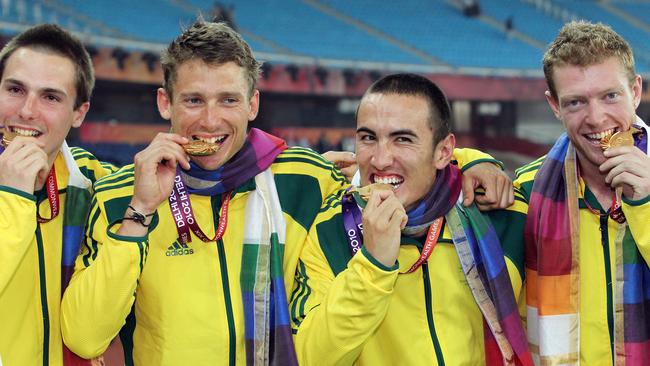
[402,217,443,274]
[169,173,231,244]
[342,194,364,254]
[37,167,60,223]
[342,192,443,273]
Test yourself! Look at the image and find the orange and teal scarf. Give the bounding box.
[524,123,649,365]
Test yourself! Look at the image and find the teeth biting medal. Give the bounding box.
[183,139,221,156]
[347,183,393,200]
[599,127,641,150]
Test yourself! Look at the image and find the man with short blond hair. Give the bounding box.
[517,21,650,364]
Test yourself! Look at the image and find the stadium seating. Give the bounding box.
[3,0,650,73]
[479,0,564,44]
[551,0,650,72]
[315,0,542,69]
[185,0,426,64]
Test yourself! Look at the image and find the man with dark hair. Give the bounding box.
[290,73,532,365]
[61,21,512,365]
[515,21,650,364]
[0,24,115,366]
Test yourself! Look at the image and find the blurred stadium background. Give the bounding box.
[3,0,650,176]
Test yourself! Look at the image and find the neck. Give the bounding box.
[577,158,612,208]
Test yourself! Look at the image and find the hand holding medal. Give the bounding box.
[0,126,49,194]
[353,183,406,268]
[599,126,647,222]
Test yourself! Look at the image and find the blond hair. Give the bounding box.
[543,21,635,100]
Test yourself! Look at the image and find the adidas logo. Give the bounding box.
[166,240,194,257]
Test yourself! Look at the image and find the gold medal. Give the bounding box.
[183,140,220,156]
[1,129,15,147]
[600,127,642,150]
[347,183,393,200]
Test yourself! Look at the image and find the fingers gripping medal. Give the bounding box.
[599,127,642,223]
[342,183,394,255]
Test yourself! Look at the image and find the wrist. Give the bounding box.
[129,198,158,216]
[365,245,398,268]
[123,204,155,227]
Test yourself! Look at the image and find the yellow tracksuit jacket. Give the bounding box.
[515,157,650,365]
[0,148,115,366]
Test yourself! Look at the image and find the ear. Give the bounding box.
[631,74,642,109]
[545,90,561,120]
[71,101,90,128]
[248,89,260,121]
[157,87,172,120]
[433,133,455,170]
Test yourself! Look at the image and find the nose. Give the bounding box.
[370,141,394,170]
[18,93,38,121]
[201,100,221,129]
[586,100,608,127]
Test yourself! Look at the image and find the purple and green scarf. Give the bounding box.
[524,121,650,365]
[181,128,296,366]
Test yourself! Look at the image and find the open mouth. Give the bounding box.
[371,174,404,190]
[183,135,227,156]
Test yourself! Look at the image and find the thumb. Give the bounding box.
[462,177,474,207]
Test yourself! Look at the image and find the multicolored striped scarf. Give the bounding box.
[181,129,295,365]
[240,169,298,366]
[524,121,650,365]
[447,203,533,366]
[0,140,97,366]
[402,165,462,236]
[179,128,287,195]
[348,164,532,365]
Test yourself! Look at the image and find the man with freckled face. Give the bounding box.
[290,73,533,365]
[0,24,116,366]
[512,21,650,365]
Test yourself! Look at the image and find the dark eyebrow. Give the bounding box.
[389,129,417,138]
[4,78,67,98]
[356,127,375,135]
[3,78,24,87]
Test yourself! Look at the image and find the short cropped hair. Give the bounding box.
[161,19,261,99]
[360,73,452,146]
[543,21,636,101]
[0,23,95,109]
